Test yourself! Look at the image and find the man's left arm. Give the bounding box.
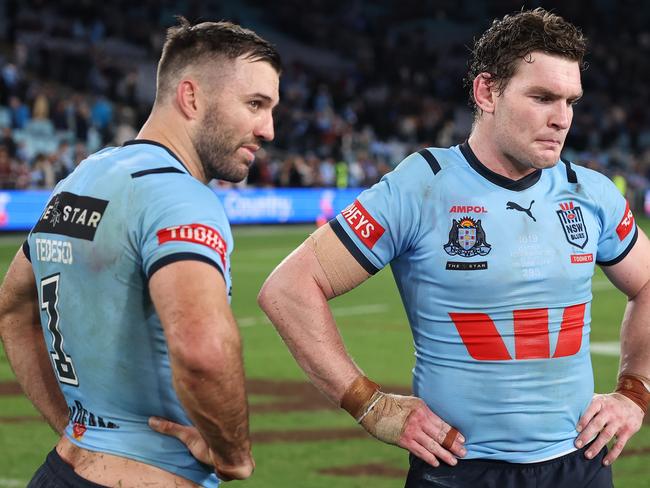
[575,228,650,465]
[0,248,68,434]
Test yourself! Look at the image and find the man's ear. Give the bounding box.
[473,73,497,114]
[175,78,201,120]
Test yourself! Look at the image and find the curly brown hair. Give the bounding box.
[156,17,281,104]
[465,8,587,114]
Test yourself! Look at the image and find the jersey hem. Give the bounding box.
[63,432,218,487]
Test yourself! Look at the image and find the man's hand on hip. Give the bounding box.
[360,392,467,467]
[575,393,644,465]
[149,417,255,481]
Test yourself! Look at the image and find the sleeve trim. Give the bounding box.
[597,226,639,266]
[22,240,31,262]
[131,167,185,178]
[418,149,441,175]
[329,219,380,275]
[148,252,225,280]
[560,157,578,184]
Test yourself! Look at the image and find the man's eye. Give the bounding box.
[249,101,260,110]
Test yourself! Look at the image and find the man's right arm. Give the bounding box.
[258,224,466,467]
[0,248,68,434]
[149,260,253,480]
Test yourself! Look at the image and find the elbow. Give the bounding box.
[257,273,282,315]
[171,334,241,376]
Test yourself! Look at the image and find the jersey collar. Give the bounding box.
[123,139,190,174]
[459,141,542,191]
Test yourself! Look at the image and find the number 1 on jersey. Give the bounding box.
[40,274,79,386]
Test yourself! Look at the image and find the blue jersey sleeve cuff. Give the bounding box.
[22,240,31,262]
[597,226,638,266]
[329,219,380,275]
[147,252,225,280]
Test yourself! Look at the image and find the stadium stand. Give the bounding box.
[0,0,649,212]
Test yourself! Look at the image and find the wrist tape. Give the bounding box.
[615,374,650,414]
[340,376,381,421]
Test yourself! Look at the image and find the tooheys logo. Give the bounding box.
[340,199,385,249]
[157,224,227,267]
[616,201,635,241]
[33,192,108,240]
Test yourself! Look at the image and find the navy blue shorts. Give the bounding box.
[405,444,613,488]
[27,448,109,488]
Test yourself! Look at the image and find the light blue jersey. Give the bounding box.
[332,142,637,462]
[25,140,232,487]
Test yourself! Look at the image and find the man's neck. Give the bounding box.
[137,112,207,183]
[467,127,537,181]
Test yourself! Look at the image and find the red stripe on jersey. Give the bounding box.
[157,224,227,267]
[340,199,385,249]
[553,303,585,358]
[616,201,635,241]
[513,308,550,359]
[449,312,512,360]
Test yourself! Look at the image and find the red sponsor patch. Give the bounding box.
[340,200,385,249]
[157,224,227,267]
[571,254,593,264]
[616,201,635,241]
[448,205,488,213]
[72,422,87,440]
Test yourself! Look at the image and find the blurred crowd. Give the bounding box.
[0,0,649,209]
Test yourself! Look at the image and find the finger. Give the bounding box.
[406,439,440,468]
[576,398,602,433]
[149,417,191,444]
[409,429,458,466]
[584,424,618,460]
[575,411,607,448]
[603,432,631,466]
[421,422,466,457]
[418,434,458,466]
[442,427,459,450]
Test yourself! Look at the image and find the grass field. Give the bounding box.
[1,222,649,487]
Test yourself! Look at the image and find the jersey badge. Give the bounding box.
[557,202,588,249]
[72,422,87,440]
[157,224,227,267]
[616,201,635,241]
[34,192,109,240]
[444,217,491,257]
[340,199,385,249]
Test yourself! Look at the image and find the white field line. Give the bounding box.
[590,341,620,356]
[238,304,389,327]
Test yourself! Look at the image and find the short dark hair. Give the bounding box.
[465,8,587,114]
[156,17,282,102]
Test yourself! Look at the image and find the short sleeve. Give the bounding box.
[595,176,637,266]
[131,175,232,280]
[331,151,434,274]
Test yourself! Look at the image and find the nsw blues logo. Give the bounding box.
[557,202,588,249]
[444,217,491,257]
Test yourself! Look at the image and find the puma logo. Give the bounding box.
[506,200,536,222]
